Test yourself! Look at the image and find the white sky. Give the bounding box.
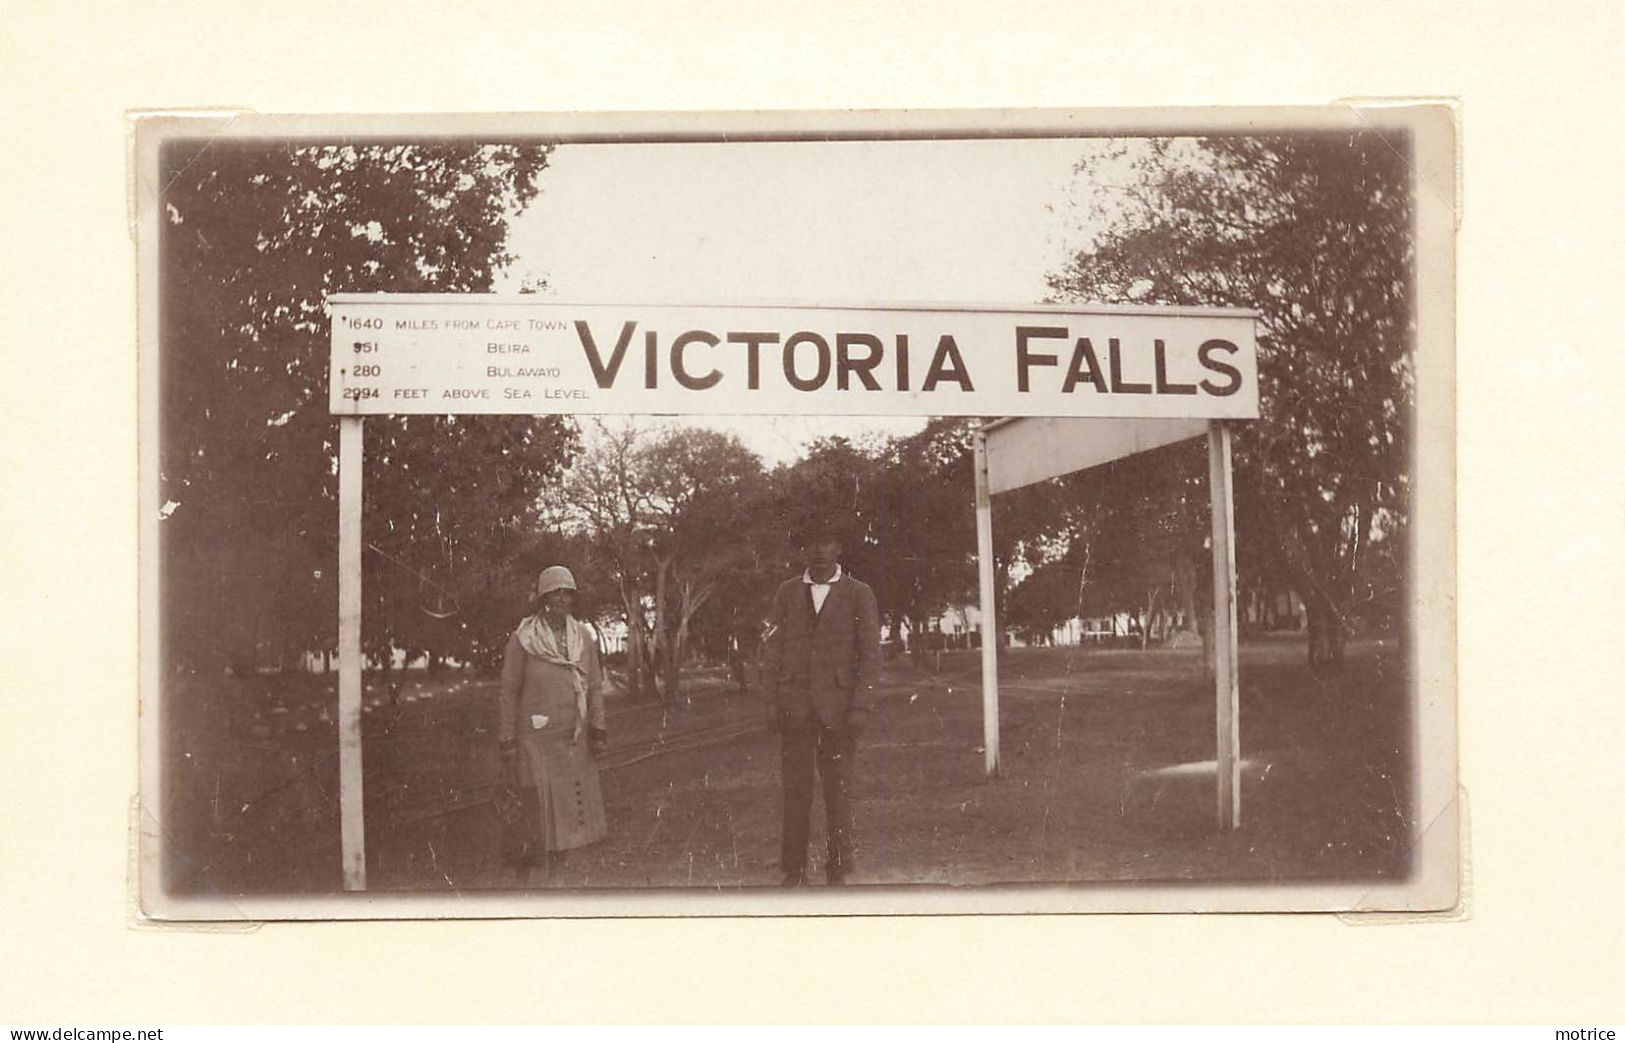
[494,138,1102,464]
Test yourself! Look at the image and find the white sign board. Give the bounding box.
[329,295,1259,419]
[983,415,1212,494]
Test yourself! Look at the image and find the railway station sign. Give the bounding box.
[329,295,1260,420]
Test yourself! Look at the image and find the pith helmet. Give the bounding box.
[536,565,579,597]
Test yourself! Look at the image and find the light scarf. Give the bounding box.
[515,613,589,725]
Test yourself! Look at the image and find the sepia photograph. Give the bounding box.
[134,107,1457,918]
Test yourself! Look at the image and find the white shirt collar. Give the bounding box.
[802,563,843,586]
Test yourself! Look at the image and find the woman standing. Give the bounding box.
[498,565,608,878]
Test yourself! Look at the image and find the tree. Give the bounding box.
[1089,443,1212,652]
[769,434,885,573]
[158,140,573,673]
[552,422,771,703]
[1005,558,1086,643]
[363,418,582,675]
[1001,439,1211,656]
[1047,134,1414,667]
[640,429,771,702]
[548,422,658,698]
[868,420,979,661]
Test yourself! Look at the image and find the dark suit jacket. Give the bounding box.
[760,571,882,728]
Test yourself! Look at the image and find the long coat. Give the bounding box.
[759,572,882,728]
[498,622,608,851]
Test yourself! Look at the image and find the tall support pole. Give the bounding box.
[1207,421,1242,829]
[973,429,1000,777]
[338,416,367,889]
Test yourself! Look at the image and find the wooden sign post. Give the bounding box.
[973,429,1000,778]
[337,415,367,890]
[1207,420,1242,829]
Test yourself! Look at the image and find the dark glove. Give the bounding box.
[844,709,870,738]
[588,727,608,757]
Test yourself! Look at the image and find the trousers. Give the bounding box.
[779,717,856,878]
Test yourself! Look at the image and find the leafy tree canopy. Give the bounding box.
[159,140,574,672]
[1046,134,1414,664]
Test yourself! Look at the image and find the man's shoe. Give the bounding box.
[780,869,807,887]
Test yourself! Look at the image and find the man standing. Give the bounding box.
[760,517,882,886]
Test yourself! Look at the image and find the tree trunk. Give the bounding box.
[669,580,715,706]
[1304,591,1347,671]
[650,554,673,703]
[621,594,649,700]
[662,629,682,706]
[616,575,649,700]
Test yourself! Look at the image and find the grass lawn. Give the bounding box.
[157,633,1413,897]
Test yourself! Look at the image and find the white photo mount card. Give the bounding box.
[133,105,1458,920]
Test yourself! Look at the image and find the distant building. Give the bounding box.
[299,648,464,673]
[1243,588,1307,631]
